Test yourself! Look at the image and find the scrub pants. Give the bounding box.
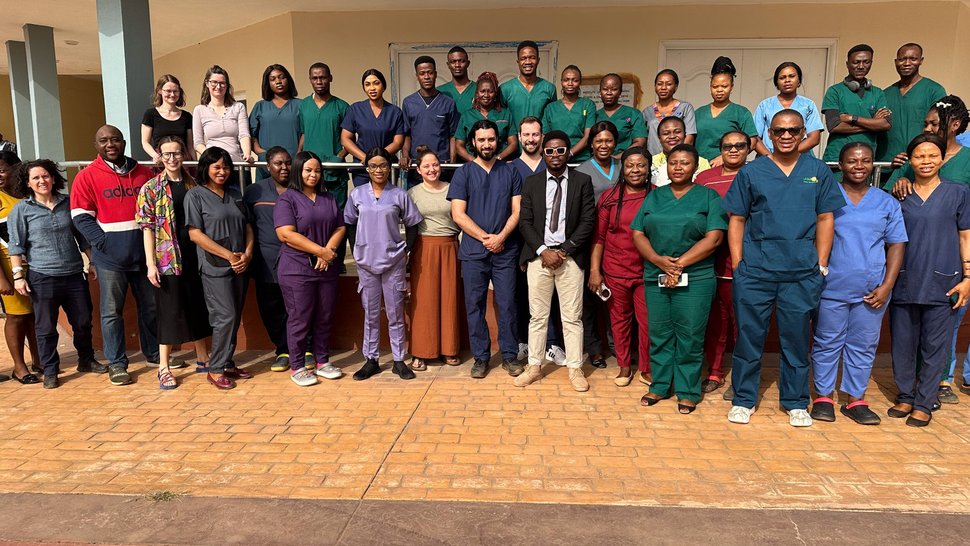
[703,278,735,381]
[526,258,584,369]
[357,259,407,361]
[731,266,822,411]
[605,274,649,372]
[254,279,289,356]
[461,250,518,362]
[890,303,955,414]
[201,273,247,374]
[28,271,95,377]
[943,303,970,384]
[645,276,715,404]
[279,272,338,370]
[811,297,887,399]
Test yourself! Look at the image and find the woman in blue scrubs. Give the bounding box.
[810,142,906,425]
[340,69,406,188]
[888,133,970,427]
[753,62,824,155]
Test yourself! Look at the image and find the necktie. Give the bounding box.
[550,175,564,232]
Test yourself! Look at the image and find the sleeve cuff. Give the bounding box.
[536,245,548,256]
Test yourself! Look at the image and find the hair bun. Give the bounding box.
[711,56,737,77]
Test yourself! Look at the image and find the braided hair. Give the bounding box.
[606,146,651,231]
[930,95,969,142]
[472,72,501,112]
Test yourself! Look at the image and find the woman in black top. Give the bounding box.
[141,74,194,165]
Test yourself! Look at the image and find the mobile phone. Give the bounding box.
[309,256,319,269]
[658,273,688,287]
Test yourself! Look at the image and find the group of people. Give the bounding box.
[1,39,968,429]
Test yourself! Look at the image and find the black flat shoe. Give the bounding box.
[906,413,932,427]
[810,398,836,422]
[887,406,912,418]
[353,358,381,381]
[701,378,723,393]
[0,373,9,382]
[392,360,415,380]
[590,357,607,369]
[12,373,40,385]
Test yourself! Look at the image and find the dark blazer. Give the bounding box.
[518,169,596,269]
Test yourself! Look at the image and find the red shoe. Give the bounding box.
[224,366,253,380]
[207,373,235,390]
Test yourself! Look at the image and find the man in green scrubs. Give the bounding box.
[877,43,946,171]
[438,46,477,115]
[500,41,557,128]
[821,44,891,163]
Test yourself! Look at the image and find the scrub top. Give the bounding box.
[274,188,343,280]
[576,158,620,201]
[723,154,846,281]
[696,166,739,279]
[594,105,647,153]
[341,100,407,186]
[401,91,459,160]
[300,94,350,200]
[542,98,597,161]
[249,99,302,159]
[823,184,908,302]
[885,146,970,188]
[499,77,557,126]
[644,101,697,156]
[754,95,825,154]
[630,184,728,281]
[184,185,248,277]
[958,133,970,148]
[243,177,286,283]
[596,186,647,280]
[695,103,758,162]
[456,108,513,153]
[876,77,946,162]
[344,184,423,274]
[509,157,545,182]
[821,83,888,162]
[447,160,522,260]
[893,181,970,305]
[438,81,477,115]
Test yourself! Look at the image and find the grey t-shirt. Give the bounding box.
[184,186,247,277]
[576,158,621,202]
[407,183,459,236]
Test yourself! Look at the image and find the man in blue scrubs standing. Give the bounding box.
[723,109,846,427]
[449,119,524,379]
[402,56,459,187]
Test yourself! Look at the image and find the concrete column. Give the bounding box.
[5,41,35,160]
[97,0,154,159]
[23,24,65,162]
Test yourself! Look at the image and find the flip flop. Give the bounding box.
[410,358,426,371]
[442,355,461,366]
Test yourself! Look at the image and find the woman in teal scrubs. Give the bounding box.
[632,144,727,414]
[542,65,596,162]
[595,74,647,155]
[249,64,302,178]
[695,57,759,165]
[455,72,517,162]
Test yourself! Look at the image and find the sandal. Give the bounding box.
[158,369,178,390]
[809,397,836,422]
[677,400,697,414]
[640,393,664,407]
[701,377,723,393]
[12,373,40,385]
[840,400,880,425]
[410,358,426,371]
[443,355,461,366]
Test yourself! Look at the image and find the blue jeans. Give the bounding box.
[944,303,970,384]
[97,268,159,369]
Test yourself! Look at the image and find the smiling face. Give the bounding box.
[418,153,441,183]
[519,121,542,155]
[302,158,322,190]
[95,126,125,164]
[719,133,750,169]
[666,151,697,185]
[847,50,873,81]
[416,62,437,93]
[268,152,291,185]
[476,80,496,109]
[268,69,289,97]
[447,51,470,79]
[159,141,184,173]
[366,156,391,184]
[710,74,733,103]
[207,73,227,100]
[473,128,498,160]
[768,113,805,154]
[909,141,943,178]
[159,82,181,106]
[516,46,538,77]
[894,45,922,79]
[658,120,686,154]
[309,67,332,96]
[27,166,53,197]
[590,130,616,161]
[622,153,649,188]
[599,76,621,108]
[775,66,800,95]
[542,138,569,173]
[207,158,231,186]
[839,146,874,185]
[363,75,384,101]
[655,73,677,101]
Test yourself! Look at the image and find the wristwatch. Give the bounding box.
[819,265,830,277]
[850,115,859,125]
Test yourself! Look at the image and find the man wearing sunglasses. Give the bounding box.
[723,110,845,427]
[821,44,891,163]
[514,131,596,392]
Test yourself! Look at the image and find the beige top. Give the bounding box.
[407,183,459,236]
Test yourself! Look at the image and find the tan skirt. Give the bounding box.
[409,235,462,359]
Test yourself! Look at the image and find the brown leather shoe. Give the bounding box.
[224,366,253,380]
[207,373,236,390]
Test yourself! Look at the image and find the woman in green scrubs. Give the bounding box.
[631,144,727,414]
[695,57,759,165]
[455,72,517,162]
[595,74,647,155]
[542,65,596,162]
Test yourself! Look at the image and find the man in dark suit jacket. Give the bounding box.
[513,130,596,392]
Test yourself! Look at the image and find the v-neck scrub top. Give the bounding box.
[824,185,908,302]
[542,98,596,161]
[594,105,647,153]
[723,155,846,281]
[754,95,824,154]
[821,83,888,162]
[299,94,350,187]
[401,91,459,160]
[344,184,423,273]
[630,184,728,281]
[456,108,513,153]
[438,81,477,115]
[499,78,557,126]
[274,188,343,279]
[893,181,970,305]
[341,100,407,185]
[877,77,946,162]
[695,103,758,161]
[249,98,302,158]
[576,158,620,202]
[184,186,248,277]
[447,160,522,261]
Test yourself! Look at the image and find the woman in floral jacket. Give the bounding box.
[136,136,211,389]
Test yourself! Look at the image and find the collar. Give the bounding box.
[546,168,568,182]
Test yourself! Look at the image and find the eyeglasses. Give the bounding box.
[161,90,180,95]
[366,164,391,172]
[770,126,804,137]
[543,146,568,156]
[207,80,227,88]
[720,142,749,151]
[160,152,183,160]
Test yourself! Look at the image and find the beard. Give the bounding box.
[476,147,496,161]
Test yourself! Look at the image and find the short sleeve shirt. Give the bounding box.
[821,83,888,162]
[300,94,350,193]
[456,108,513,152]
[877,77,946,162]
[249,99,302,158]
[754,95,825,154]
[243,177,286,282]
[184,186,248,277]
[447,160,522,260]
[408,183,459,236]
[594,105,647,152]
[401,91,459,159]
[542,98,597,162]
[695,103,758,161]
[343,184,422,273]
[644,101,697,156]
[141,108,193,149]
[274,188,343,280]
[723,154,846,281]
[499,78,557,127]
[438,81,477,115]
[576,158,620,202]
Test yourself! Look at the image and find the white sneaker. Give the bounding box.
[315,363,342,380]
[727,405,754,424]
[545,345,566,366]
[787,409,813,427]
[290,367,318,386]
[517,343,529,362]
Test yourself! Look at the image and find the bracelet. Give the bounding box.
[12,276,23,281]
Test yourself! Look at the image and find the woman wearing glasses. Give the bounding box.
[344,147,423,381]
[141,74,194,164]
[753,62,824,155]
[192,66,255,190]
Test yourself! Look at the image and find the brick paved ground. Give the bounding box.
[1,339,969,513]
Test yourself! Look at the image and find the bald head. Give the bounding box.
[95,125,126,165]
